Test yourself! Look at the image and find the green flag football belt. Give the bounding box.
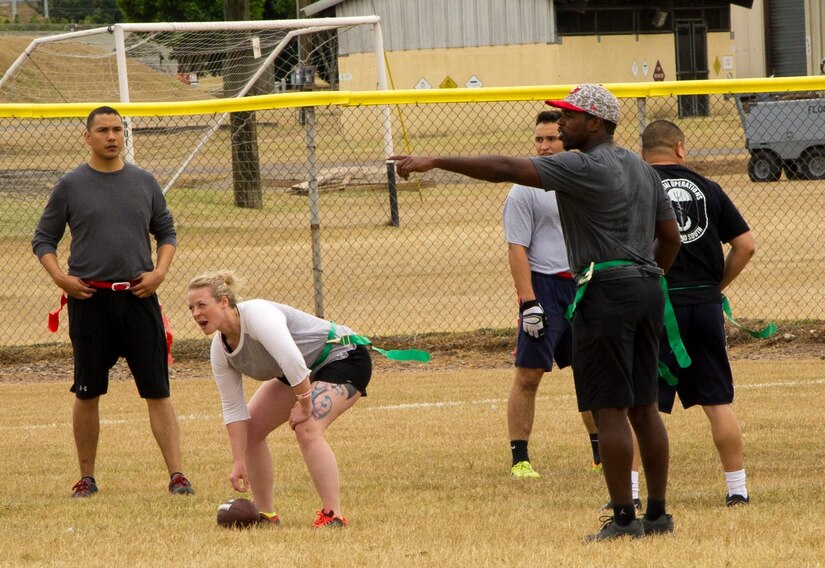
[564,260,692,387]
[655,285,776,386]
[310,322,431,371]
[664,285,777,339]
[721,294,776,338]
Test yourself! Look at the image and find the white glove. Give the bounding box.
[520,300,546,340]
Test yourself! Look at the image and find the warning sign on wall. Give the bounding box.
[653,60,665,81]
[465,75,483,88]
[439,76,458,89]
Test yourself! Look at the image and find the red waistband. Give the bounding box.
[554,271,573,279]
[83,279,142,291]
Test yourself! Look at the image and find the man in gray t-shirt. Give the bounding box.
[392,84,681,541]
[32,106,193,499]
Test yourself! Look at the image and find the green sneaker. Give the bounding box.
[641,513,674,535]
[258,512,282,526]
[511,461,541,478]
[584,516,645,542]
[591,462,603,473]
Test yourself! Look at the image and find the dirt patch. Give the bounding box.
[1,323,823,384]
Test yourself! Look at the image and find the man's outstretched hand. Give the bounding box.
[389,155,437,180]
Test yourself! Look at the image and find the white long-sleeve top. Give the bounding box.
[210,299,356,424]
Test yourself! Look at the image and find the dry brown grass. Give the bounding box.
[0,35,217,104]
[1,357,823,566]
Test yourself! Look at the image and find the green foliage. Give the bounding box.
[116,0,222,22]
[116,0,296,23]
[262,0,298,19]
[29,0,124,23]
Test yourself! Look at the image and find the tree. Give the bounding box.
[114,0,303,209]
[30,0,124,23]
[116,0,295,23]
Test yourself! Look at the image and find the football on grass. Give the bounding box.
[216,498,260,528]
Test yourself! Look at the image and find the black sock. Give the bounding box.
[645,498,667,520]
[510,440,529,465]
[589,433,600,464]
[612,503,637,526]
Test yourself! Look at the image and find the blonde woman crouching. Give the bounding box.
[187,270,371,527]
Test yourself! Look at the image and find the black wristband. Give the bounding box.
[520,299,541,312]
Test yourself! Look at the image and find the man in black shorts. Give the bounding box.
[392,84,682,540]
[642,119,755,507]
[32,106,194,498]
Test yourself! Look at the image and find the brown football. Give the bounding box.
[216,498,260,528]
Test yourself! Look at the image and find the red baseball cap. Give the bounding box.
[546,83,621,124]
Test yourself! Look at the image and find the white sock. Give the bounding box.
[725,469,748,498]
[631,470,640,500]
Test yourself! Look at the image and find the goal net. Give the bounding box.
[0,17,394,204]
[0,17,386,104]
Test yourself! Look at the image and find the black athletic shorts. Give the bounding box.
[571,271,663,412]
[514,272,574,371]
[658,302,734,413]
[286,344,372,396]
[68,290,170,400]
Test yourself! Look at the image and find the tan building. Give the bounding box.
[303,0,823,89]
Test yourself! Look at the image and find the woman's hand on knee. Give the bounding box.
[288,402,311,431]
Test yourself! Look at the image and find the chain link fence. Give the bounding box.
[2,81,824,347]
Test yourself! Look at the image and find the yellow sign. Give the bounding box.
[713,56,722,76]
[439,76,457,89]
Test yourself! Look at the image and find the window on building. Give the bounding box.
[557,4,731,36]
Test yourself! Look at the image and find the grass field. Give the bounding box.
[1,357,823,566]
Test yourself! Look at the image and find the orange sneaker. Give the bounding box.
[312,509,348,528]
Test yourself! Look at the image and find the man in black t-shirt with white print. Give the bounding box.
[642,119,755,508]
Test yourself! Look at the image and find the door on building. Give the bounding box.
[766,0,806,76]
[675,19,709,117]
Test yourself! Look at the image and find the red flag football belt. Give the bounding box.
[46,284,176,365]
[83,279,142,291]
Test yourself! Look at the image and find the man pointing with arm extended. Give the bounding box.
[393,84,681,541]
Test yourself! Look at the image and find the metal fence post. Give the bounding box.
[304,104,325,318]
[636,96,648,143]
[386,160,400,227]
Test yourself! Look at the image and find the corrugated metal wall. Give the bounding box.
[767,0,806,76]
[335,0,556,54]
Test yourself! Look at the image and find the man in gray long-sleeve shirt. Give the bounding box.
[32,106,194,498]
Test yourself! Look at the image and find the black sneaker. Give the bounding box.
[601,498,643,513]
[168,472,194,495]
[584,516,645,542]
[726,493,749,507]
[642,513,674,535]
[71,476,98,498]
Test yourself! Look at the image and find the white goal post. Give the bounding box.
[0,17,394,166]
[0,17,396,319]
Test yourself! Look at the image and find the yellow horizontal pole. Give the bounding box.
[1,76,824,118]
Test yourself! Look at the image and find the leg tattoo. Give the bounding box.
[311,383,359,420]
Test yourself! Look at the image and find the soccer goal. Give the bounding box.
[0,17,387,103]
[0,17,393,171]
[0,18,398,319]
